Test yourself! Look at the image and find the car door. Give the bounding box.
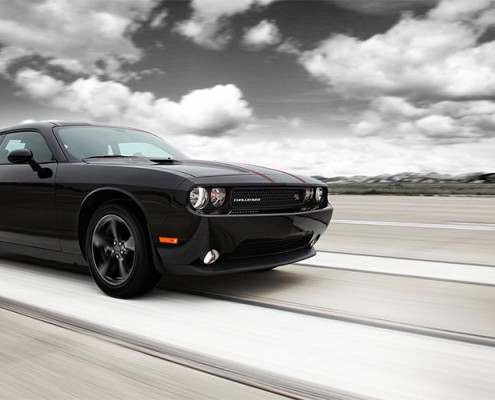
[0,130,60,251]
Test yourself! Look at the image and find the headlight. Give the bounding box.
[315,187,324,203]
[304,188,314,203]
[210,187,226,208]
[189,187,208,210]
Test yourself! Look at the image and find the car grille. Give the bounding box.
[230,187,305,210]
[228,234,312,259]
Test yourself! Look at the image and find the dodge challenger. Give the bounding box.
[0,121,333,297]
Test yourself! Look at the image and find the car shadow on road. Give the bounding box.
[0,253,311,300]
[0,253,89,275]
[158,266,311,299]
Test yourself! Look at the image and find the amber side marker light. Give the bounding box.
[159,237,179,245]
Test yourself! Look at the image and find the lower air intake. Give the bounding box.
[229,234,312,259]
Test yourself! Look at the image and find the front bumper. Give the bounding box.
[153,204,333,275]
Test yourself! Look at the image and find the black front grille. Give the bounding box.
[229,234,312,259]
[230,187,304,210]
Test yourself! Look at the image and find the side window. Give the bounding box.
[0,131,53,164]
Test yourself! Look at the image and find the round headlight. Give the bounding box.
[315,187,324,203]
[304,188,314,203]
[210,187,226,208]
[190,187,208,210]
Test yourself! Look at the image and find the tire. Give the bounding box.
[85,204,161,298]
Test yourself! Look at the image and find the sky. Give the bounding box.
[0,0,494,177]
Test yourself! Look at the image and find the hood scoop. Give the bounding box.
[150,158,181,164]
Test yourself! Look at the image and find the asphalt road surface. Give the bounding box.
[322,195,495,265]
[1,195,494,399]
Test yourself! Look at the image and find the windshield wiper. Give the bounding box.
[83,155,136,159]
[84,155,177,162]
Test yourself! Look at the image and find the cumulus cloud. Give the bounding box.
[14,69,253,136]
[175,0,276,49]
[299,0,495,144]
[352,96,495,143]
[242,20,281,49]
[300,16,495,99]
[0,0,157,78]
[429,0,495,25]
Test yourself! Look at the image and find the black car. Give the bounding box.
[0,121,333,297]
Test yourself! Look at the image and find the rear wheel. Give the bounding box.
[85,204,161,298]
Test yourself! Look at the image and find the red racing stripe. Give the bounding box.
[257,166,306,184]
[186,160,276,183]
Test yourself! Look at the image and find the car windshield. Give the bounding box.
[55,126,187,160]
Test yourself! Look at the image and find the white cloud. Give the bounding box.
[289,117,302,129]
[149,9,168,28]
[373,96,426,119]
[351,96,495,143]
[276,39,302,55]
[175,18,231,50]
[0,0,157,78]
[300,15,495,99]
[429,0,495,25]
[175,0,276,49]
[14,69,253,136]
[242,20,281,49]
[299,0,495,145]
[415,114,460,138]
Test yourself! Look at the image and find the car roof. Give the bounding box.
[0,121,147,133]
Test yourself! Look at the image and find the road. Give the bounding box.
[1,195,494,399]
[321,195,495,265]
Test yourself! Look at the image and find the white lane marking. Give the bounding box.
[1,262,495,400]
[332,219,495,231]
[304,252,495,285]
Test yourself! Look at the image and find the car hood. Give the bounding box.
[84,158,315,184]
[165,159,309,183]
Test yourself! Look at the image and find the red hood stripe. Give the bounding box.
[185,160,276,183]
[253,165,306,184]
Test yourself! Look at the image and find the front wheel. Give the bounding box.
[85,204,161,298]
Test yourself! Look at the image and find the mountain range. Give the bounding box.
[314,172,495,184]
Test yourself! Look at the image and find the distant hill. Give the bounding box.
[314,172,495,184]
[312,172,495,195]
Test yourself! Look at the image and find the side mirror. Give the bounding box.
[7,148,53,178]
[8,148,33,164]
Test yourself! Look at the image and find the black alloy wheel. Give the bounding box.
[86,204,161,298]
